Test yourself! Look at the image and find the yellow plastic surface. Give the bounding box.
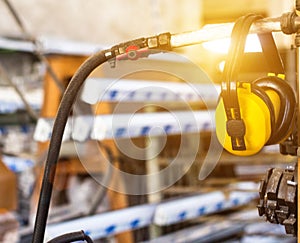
[215,83,280,156]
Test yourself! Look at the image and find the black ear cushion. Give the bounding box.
[248,83,276,142]
[253,76,296,144]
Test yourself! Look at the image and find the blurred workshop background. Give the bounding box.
[0,0,297,243]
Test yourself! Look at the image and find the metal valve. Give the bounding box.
[257,165,298,236]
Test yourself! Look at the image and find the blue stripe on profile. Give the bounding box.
[115,127,126,137]
[198,207,206,215]
[164,125,172,133]
[130,219,140,228]
[109,90,118,99]
[232,198,239,205]
[216,202,223,210]
[141,126,150,135]
[105,225,116,235]
[178,211,187,220]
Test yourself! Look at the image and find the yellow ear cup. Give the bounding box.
[265,89,280,123]
[215,83,279,156]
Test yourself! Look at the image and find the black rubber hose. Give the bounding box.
[32,50,108,243]
[47,230,93,243]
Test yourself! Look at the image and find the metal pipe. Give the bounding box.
[170,16,300,48]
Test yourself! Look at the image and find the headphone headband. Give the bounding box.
[221,14,285,151]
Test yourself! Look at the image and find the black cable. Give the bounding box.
[32,50,108,243]
[32,33,171,243]
[227,15,262,81]
[223,14,262,92]
[222,15,245,86]
[47,230,93,243]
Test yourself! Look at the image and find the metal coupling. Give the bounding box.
[146,32,172,50]
[103,32,172,67]
[296,0,300,11]
[280,12,299,35]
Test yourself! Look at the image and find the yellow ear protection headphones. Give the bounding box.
[215,14,296,156]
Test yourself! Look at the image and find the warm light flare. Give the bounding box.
[202,34,262,54]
